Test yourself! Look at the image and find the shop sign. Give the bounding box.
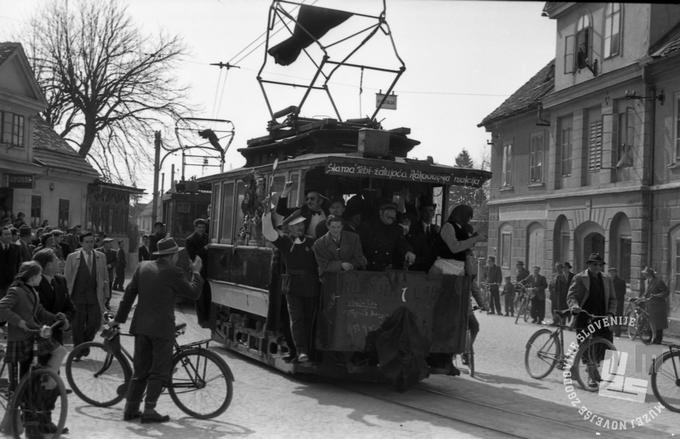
[8,174,34,189]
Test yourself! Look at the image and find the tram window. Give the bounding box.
[220,181,235,243]
[288,171,300,208]
[210,184,221,243]
[235,179,246,244]
[272,175,286,198]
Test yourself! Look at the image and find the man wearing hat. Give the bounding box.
[112,237,203,423]
[64,232,110,357]
[359,199,415,271]
[0,226,21,298]
[515,260,530,284]
[97,237,117,305]
[276,181,328,239]
[185,218,212,328]
[567,253,617,388]
[263,208,319,363]
[17,224,33,262]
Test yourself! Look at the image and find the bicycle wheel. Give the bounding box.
[523,304,531,323]
[11,368,67,439]
[638,313,654,345]
[573,337,616,392]
[525,328,560,379]
[169,348,234,419]
[651,350,680,413]
[65,342,131,407]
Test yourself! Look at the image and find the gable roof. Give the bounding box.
[478,59,555,128]
[32,117,100,179]
[0,42,47,109]
[0,42,21,66]
[650,22,680,59]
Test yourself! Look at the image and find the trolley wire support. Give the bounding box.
[256,0,405,131]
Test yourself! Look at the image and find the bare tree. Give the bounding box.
[23,0,190,183]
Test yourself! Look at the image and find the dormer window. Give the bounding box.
[575,13,592,70]
[604,3,622,58]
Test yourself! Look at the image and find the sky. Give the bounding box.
[0,0,556,200]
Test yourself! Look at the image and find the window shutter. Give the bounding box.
[564,35,575,74]
[588,119,603,170]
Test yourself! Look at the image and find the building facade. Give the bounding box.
[480,3,680,332]
[0,42,100,229]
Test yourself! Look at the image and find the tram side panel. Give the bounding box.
[318,271,470,354]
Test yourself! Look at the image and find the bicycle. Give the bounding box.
[626,297,655,345]
[65,315,234,419]
[461,306,482,377]
[650,342,680,413]
[514,283,533,324]
[2,321,68,439]
[524,309,616,391]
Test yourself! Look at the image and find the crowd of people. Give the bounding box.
[261,183,487,376]
[481,251,670,345]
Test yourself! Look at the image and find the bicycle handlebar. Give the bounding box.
[25,319,65,339]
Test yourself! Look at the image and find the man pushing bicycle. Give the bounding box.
[110,237,203,423]
[566,253,618,388]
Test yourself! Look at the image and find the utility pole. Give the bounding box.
[151,131,161,225]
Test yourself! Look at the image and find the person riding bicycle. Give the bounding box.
[566,253,617,389]
[111,237,203,424]
[0,261,70,437]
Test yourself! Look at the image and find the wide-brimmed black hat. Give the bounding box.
[153,237,183,255]
[586,253,605,264]
[282,209,306,227]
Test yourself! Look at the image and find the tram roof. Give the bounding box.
[198,152,491,188]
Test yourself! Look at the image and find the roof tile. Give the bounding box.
[478,59,555,127]
[0,42,20,67]
[32,117,100,178]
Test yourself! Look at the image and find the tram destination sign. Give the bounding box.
[325,161,490,187]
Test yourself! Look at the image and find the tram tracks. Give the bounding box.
[339,379,651,439]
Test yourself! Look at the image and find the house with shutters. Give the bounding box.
[479,3,680,332]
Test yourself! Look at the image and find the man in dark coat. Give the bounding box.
[549,263,570,324]
[185,218,212,328]
[485,256,503,315]
[641,266,669,344]
[17,225,33,262]
[33,248,75,344]
[567,253,617,388]
[113,240,127,291]
[0,226,22,298]
[112,237,203,423]
[138,235,151,262]
[359,201,415,271]
[527,266,548,324]
[276,182,328,239]
[607,267,627,336]
[406,201,439,272]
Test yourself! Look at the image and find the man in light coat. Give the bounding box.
[64,231,109,357]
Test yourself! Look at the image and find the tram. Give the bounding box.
[195,0,491,386]
[199,119,490,384]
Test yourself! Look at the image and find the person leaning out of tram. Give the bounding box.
[276,181,328,239]
[358,199,416,271]
[263,208,319,363]
[315,197,346,238]
[405,198,440,272]
[312,215,366,275]
[640,266,670,344]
